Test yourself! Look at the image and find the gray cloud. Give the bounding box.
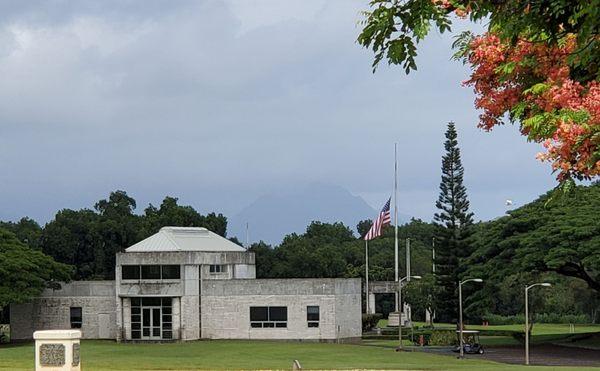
[0,0,555,226]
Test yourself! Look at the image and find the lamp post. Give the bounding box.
[525,283,551,365]
[458,278,483,359]
[396,275,421,351]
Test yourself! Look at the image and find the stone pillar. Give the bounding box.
[34,330,81,371]
[368,293,376,314]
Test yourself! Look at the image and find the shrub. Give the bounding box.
[482,313,590,325]
[428,330,457,346]
[362,313,383,331]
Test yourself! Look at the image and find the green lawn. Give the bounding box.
[1,339,600,370]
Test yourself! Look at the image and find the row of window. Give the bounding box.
[69,303,321,335]
[209,264,227,273]
[121,264,229,280]
[122,265,180,280]
[249,306,320,328]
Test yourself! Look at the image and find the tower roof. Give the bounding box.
[125,227,245,253]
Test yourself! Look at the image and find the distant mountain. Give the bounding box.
[229,183,409,245]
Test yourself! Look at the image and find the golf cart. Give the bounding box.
[453,330,485,354]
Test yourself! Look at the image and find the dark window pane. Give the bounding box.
[161,265,180,279]
[162,298,172,307]
[131,315,140,323]
[250,322,262,328]
[143,328,150,336]
[162,331,172,339]
[142,298,162,306]
[269,307,287,321]
[162,307,172,315]
[152,309,160,326]
[308,322,319,328]
[122,265,140,280]
[132,323,141,330]
[153,328,161,337]
[162,315,172,323]
[131,307,141,315]
[141,265,161,279]
[143,309,150,326]
[131,298,141,307]
[307,306,319,321]
[70,307,82,328]
[275,322,287,328]
[162,322,172,329]
[250,307,268,322]
[132,330,141,339]
[263,322,274,328]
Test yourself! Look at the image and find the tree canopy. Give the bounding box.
[358,0,600,182]
[463,182,600,318]
[39,191,228,280]
[433,122,474,322]
[0,228,72,308]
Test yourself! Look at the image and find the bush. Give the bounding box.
[362,313,383,331]
[428,330,457,346]
[482,313,590,325]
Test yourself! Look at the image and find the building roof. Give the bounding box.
[125,227,245,253]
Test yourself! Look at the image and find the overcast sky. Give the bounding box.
[0,0,556,226]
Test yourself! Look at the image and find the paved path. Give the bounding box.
[417,345,600,367]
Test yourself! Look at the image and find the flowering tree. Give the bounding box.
[358,0,600,182]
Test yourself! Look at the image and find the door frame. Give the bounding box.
[141,306,162,340]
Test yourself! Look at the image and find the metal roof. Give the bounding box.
[125,227,245,253]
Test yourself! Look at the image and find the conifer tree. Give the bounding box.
[434,122,474,323]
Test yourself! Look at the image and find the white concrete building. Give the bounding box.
[11,227,362,342]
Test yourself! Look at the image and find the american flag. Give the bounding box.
[364,197,391,241]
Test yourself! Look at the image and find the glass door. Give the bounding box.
[141,307,162,340]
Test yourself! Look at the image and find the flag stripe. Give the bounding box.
[364,197,391,241]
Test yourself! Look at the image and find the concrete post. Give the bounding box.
[368,293,376,314]
[34,330,81,371]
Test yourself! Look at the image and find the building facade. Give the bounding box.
[11,227,362,342]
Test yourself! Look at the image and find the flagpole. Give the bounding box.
[394,143,399,312]
[365,239,369,314]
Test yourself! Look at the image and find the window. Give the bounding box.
[70,307,82,328]
[209,264,227,273]
[122,265,140,280]
[161,265,180,279]
[131,299,141,339]
[250,306,287,328]
[123,265,181,280]
[307,306,319,328]
[162,298,172,339]
[141,265,161,279]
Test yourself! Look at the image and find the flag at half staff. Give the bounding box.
[364,197,391,241]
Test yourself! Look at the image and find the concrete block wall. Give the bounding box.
[200,278,362,341]
[10,281,117,340]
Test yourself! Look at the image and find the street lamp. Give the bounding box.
[396,275,421,351]
[525,283,551,365]
[458,278,483,359]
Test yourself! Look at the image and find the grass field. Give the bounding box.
[1,339,600,370]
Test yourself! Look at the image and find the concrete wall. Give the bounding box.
[116,251,255,266]
[10,281,117,340]
[200,279,362,341]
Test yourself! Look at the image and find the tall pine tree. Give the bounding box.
[434,122,474,323]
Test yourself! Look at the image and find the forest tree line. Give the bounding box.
[2,183,600,323]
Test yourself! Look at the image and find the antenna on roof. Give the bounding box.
[245,222,249,249]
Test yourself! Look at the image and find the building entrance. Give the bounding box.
[131,297,173,340]
[142,306,162,339]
